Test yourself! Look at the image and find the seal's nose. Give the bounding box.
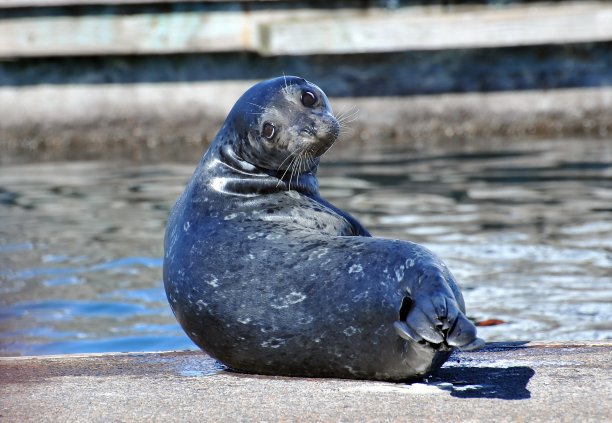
[300,126,317,137]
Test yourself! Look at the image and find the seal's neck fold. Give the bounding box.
[201,142,319,197]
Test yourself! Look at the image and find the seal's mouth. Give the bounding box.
[310,141,334,158]
[298,134,335,160]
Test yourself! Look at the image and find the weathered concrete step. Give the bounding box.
[1,341,610,422]
[1,2,611,57]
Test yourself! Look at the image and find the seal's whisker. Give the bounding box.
[277,149,299,173]
[338,115,359,126]
[299,150,307,173]
[248,102,266,111]
[335,105,359,139]
[297,152,307,185]
[289,152,301,191]
[335,104,359,122]
[277,151,300,188]
[303,149,312,173]
[336,108,360,125]
[338,120,357,129]
[334,105,349,119]
[291,147,308,190]
[304,151,315,173]
[290,157,297,189]
[281,72,292,97]
[283,147,305,191]
[301,151,309,172]
[337,119,356,130]
[338,124,354,131]
[289,152,300,181]
[338,123,356,138]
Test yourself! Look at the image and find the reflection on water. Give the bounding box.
[0,139,610,356]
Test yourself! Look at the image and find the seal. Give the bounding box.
[163,76,484,381]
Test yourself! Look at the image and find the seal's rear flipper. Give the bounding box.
[456,337,486,351]
[394,292,485,352]
[394,320,423,342]
[446,313,485,351]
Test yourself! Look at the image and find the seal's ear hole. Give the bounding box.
[398,296,413,322]
[262,122,276,140]
[301,91,317,108]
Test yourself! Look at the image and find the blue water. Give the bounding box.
[1,256,195,355]
[1,139,611,356]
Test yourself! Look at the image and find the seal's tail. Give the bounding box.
[393,272,485,352]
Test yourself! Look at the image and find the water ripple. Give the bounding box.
[1,139,610,355]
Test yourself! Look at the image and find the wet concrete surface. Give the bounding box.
[0,341,610,422]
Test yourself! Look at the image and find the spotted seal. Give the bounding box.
[163,76,484,381]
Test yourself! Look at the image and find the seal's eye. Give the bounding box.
[262,122,276,140]
[301,91,317,108]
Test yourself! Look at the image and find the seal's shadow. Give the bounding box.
[428,365,535,400]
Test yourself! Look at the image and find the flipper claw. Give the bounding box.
[393,321,423,342]
[457,337,486,351]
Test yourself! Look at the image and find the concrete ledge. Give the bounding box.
[1,341,610,422]
[1,85,611,164]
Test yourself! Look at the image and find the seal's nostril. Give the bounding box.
[301,126,317,136]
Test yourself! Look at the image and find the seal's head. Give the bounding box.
[220,76,339,173]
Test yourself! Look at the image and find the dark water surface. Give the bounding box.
[1,138,611,356]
